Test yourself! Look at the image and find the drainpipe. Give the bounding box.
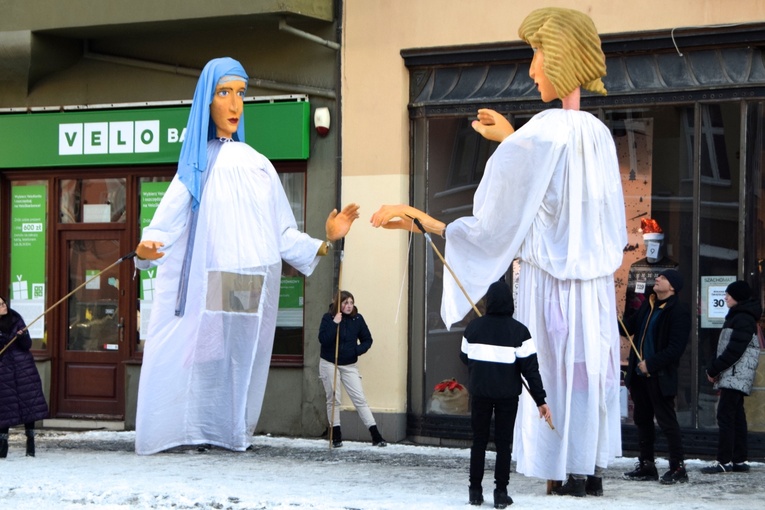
[83,47,336,99]
[278,18,341,51]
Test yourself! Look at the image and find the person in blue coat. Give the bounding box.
[0,296,49,458]
[318,290,386,448]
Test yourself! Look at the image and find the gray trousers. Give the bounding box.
[319,358,376,428]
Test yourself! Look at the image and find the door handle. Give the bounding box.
[118,317,124,343]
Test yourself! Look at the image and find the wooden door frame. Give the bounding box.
[49,169,176,419]
[54,229,130,418]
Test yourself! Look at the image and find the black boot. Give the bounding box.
[25,428,35,457]
[331,425,343,448]
[468,487,483,506]
[585,475,603,496]
[493,488,512,508]
[551,475,586,497]
[0,433,8,459]
[369,425,387,447]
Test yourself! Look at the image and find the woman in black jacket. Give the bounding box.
[318,290,386,448]
[0,296,49,458]
[702,280,762,474]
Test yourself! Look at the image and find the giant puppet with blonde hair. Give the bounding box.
[371,8,626,498]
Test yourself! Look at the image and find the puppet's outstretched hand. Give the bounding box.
[471,108,514,143]
[325,203,360,241]
[370,204,445,236]
[135,240,165,260]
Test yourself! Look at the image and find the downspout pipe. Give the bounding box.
[84,48,336,99]
[278,18,340,51]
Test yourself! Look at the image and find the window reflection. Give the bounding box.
[67,239,121,352]
[60,178,126,223]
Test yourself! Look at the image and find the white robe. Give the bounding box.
[135,140,322,455]
[442,109,627,480]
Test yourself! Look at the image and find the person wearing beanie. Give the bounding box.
[724,280,751,304]
[659,269,683,294]
[620,269,691,485]
[701,280,762,474]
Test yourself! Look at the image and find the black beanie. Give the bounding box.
[659,269,683,293]
[725,280,751,303]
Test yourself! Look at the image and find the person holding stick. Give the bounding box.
[371,7,626,497]
[460,278,550,508]
[619,269,691,484]
[318,290,386,448]
[0,296,48,458]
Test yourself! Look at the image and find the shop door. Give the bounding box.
[56,231,131,418]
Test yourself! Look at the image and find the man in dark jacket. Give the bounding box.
[461,279,551,508]
[702,280,762,474]
[621,269,690,485]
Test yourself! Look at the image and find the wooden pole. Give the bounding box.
[328,243,344,449]
[0,251,135,359]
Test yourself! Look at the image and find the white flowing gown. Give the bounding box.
[135,140,322,455]
[443,109,627,480]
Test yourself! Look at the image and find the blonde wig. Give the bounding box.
[518,8,607,97]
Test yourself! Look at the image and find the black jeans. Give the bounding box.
[716,388,748,464]
[629,374,685,466]
[469,396,518,491]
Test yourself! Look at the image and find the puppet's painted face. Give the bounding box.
[210,80,246,138]
[529,48,558,103]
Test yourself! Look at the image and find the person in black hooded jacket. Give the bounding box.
[318,290,386,448]
[460,278,551,508]
[701,280,762,474]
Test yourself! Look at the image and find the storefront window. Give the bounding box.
[136,176,174,354]
[695,103,743,428]
[67,239,122,352]
[603,106,695,427]
[8,180,48,350]
[744,101,765,433]
[417,101,754,427]
[134,169,307,363]
[60,178,127,223]
[273,171,306,364]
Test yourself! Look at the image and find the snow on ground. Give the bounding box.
[1,429,762,509]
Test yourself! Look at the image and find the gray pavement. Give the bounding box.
[2,428,764,509]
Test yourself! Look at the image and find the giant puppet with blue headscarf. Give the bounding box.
[133,57,358,455]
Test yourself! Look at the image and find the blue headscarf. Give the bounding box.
[177,57,249,210]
